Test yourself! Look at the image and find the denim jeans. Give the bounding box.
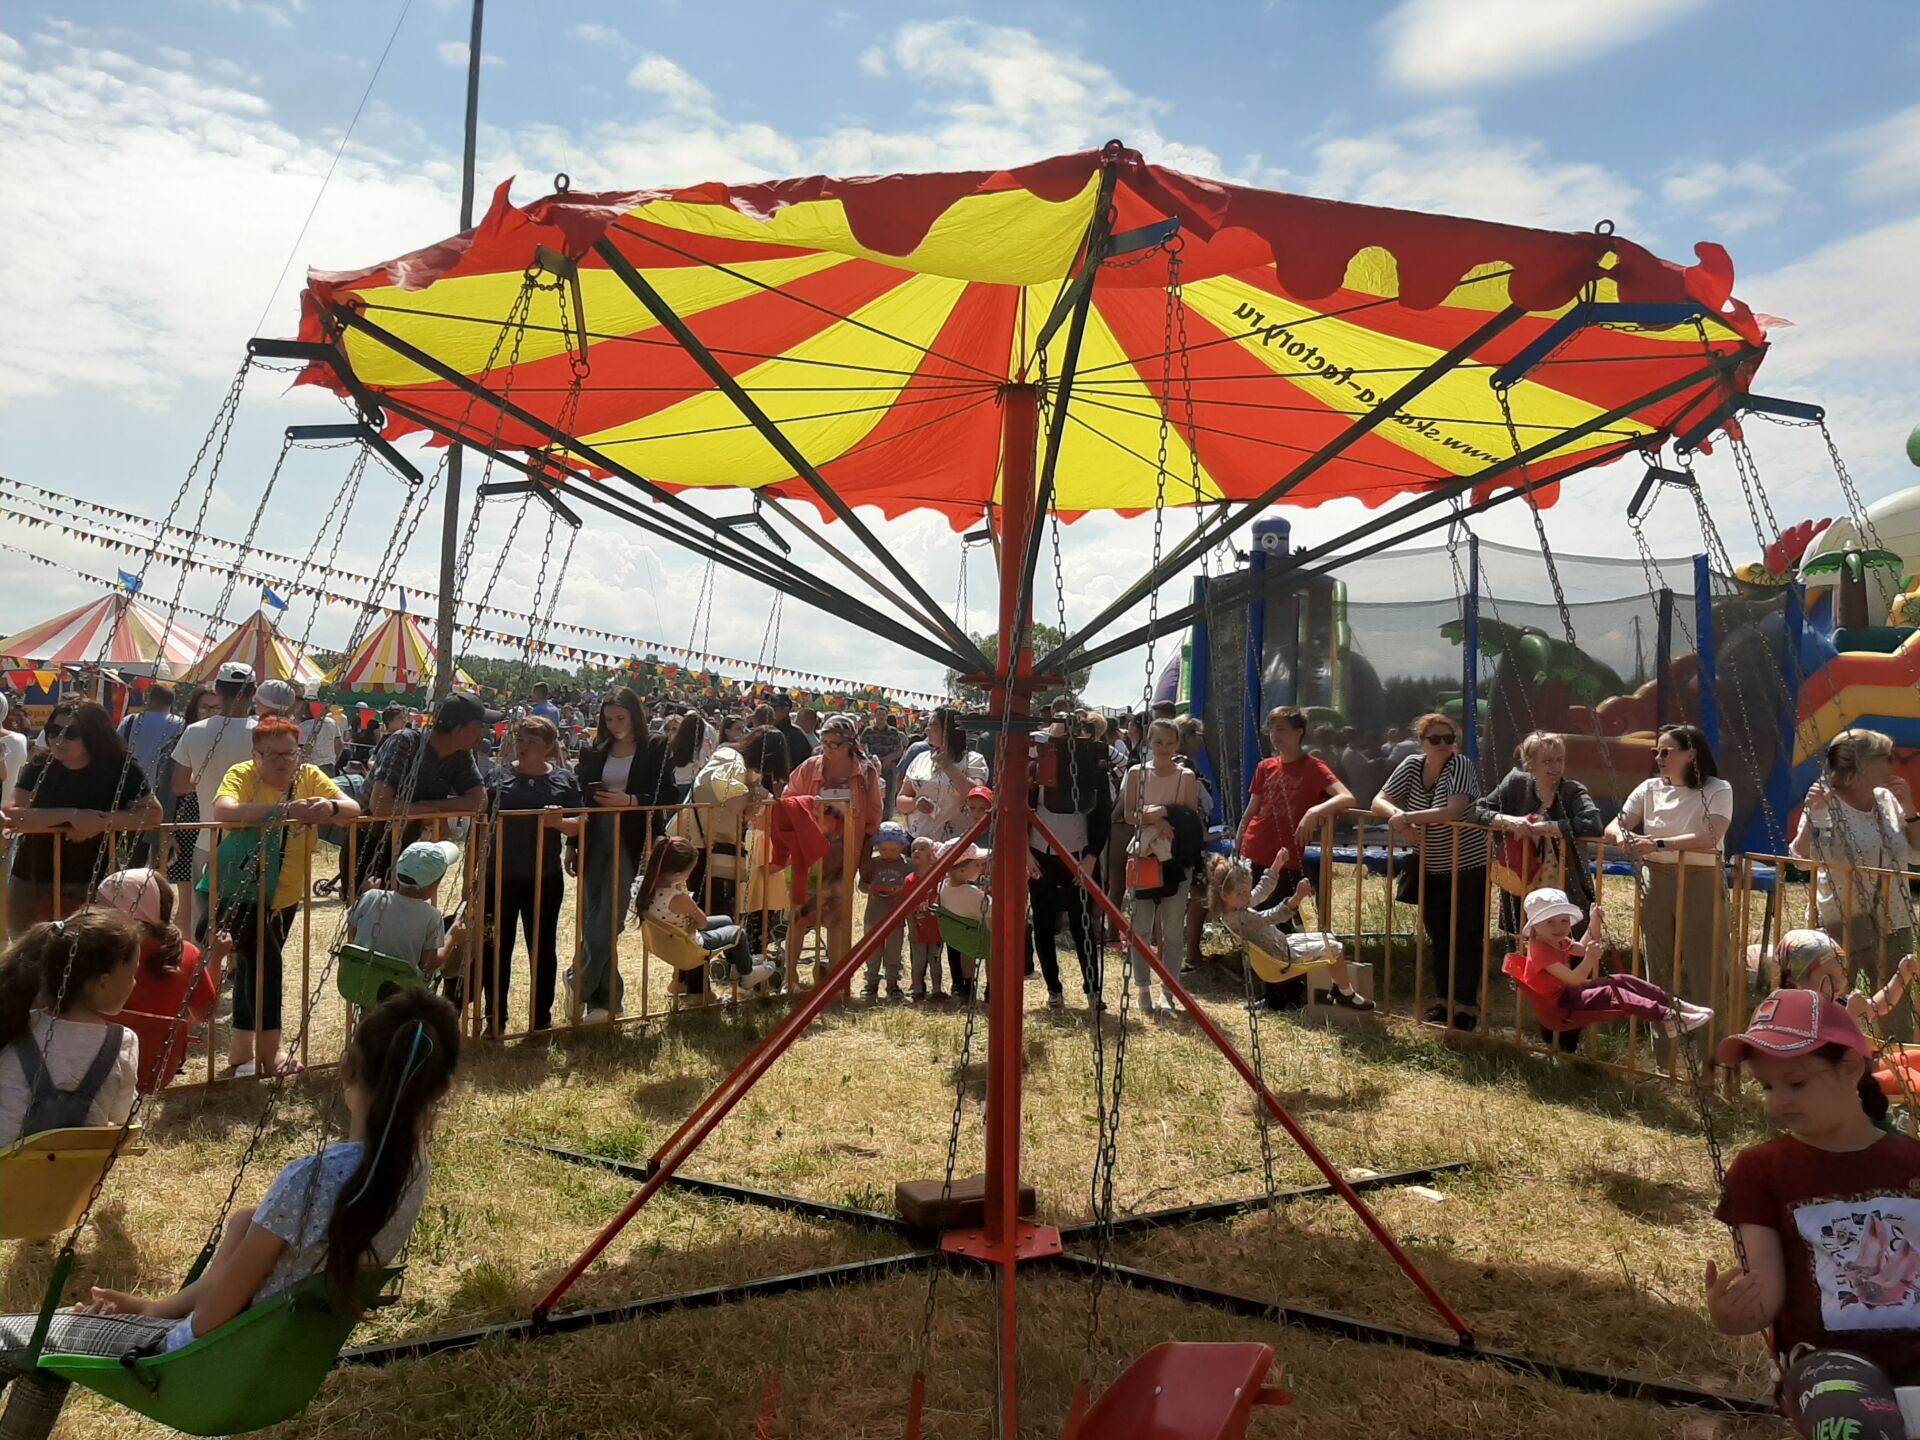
[1127,883,1189,988]
[575,835,638,1013]
[684,916,749,994]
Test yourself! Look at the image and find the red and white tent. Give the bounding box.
[0,592,207,677]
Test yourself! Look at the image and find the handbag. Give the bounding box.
[196,824,285,907]
[1491,822,1542,898]
[1126,854,1165,894]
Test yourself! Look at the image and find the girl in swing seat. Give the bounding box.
[0,910,143,1150]
[1707,991,1920,1440]
[1502,887,1713,1038]
[0,989,462,1440]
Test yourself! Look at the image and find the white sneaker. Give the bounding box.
[1135,985,1156,1014]
[744,961,779,991]
[581,1006,611,1025]
[1678,1003,1714,1033]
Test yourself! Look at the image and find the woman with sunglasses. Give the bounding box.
[1371,711,1488,1030]
[3,700,163,934]
[1604,723,1732,1037]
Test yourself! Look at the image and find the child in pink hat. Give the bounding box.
[1707,989,1920,1439]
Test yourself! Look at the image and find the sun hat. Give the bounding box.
[1773,928,1846,983]
[1520,887,1583,937]
[395,840,462,889]
[939,837,991,866]
[1716,988,1870,1065]
[94,868,168,926]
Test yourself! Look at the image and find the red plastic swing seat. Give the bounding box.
[1503,956,1628,1036]
[1071,1343,1291,1440]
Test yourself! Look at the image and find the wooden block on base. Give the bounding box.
[896,1173,1038,1233]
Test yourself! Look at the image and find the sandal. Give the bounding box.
[1326,987,1375,1012]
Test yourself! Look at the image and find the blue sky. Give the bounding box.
[3,0,1918,702]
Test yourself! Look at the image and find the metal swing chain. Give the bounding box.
[1080,239,1184,1368]
[911,977,982,1390]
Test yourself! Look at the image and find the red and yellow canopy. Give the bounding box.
[296,147,1764,524]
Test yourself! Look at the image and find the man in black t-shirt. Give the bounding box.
[358,692,493,891]
[771,693,812,765]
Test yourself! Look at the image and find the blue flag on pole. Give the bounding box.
[397,588,408,613]
[261,584,289,612]
[116,570,142,593]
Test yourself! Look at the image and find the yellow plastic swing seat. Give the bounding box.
[643,918,711,973]
[0,1127,146,1241]
[934,908,990,961]
[1245,941,1335,987]
[1071,1343,1291,1440]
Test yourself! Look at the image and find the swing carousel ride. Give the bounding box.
[19,142,1812,1437]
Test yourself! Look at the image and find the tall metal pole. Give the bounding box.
[433,0,485,700]
[983,381,1041,1440]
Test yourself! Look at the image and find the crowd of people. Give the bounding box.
[7,665,1920,1439]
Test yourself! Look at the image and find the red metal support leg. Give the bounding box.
[1029,814,1475,1343]
[534,814,990,1320]
[984,380,1042,1440]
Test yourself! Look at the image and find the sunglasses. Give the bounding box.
[1653,745,1687,757]
[1422,733,1457,746]
[821,736,853,749]
[46,725,82,743]
[256,748,300,762]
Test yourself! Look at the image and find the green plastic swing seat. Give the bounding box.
[934,908,990,960]
[39,1266,401,1437]
[335,944,427,1010]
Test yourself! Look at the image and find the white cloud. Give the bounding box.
[858,45,888,77]
[1835,102,1920,202]
[566,23,631,51]
[626,53,713,118]
[1270,107,1639,231]
[156,45,192,67]
[1660,158,1793,234]
[1378,0,1708,93]
[435,40,504,70]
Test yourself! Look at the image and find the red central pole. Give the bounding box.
[987,382,1039,1440]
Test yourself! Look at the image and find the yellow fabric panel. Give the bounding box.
[341,253,851,388]
[1017,290,1220,509]
[1181,274,1647,477]
[577,272,970,485]
[625,174,1102,286]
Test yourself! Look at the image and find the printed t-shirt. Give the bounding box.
[865,853,912,895]
[214,762,344,911]
[8,755,151,882]
[1717,1132,1920,1379]
[164,1142,428,1352]
[0,730,27,793]
[1242,754,1339,868]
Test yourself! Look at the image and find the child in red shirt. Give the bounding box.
[1708,990,1920,1439]
[1502,887,1712,1036]
[92,868,228,1092]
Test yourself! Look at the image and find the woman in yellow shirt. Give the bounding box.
[212,716,359,1077]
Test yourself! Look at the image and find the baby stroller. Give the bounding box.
[312,771,369,899]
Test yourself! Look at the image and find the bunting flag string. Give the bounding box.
[0,507,951,707]
[0,477,953,703]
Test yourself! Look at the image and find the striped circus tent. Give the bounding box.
[0,591,206,676]
[182,612,325,686]
[331,611,472,694]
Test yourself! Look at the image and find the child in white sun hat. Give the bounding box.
[1502,886,1713,1037]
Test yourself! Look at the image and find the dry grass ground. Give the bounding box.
[1,909,1794,1439]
